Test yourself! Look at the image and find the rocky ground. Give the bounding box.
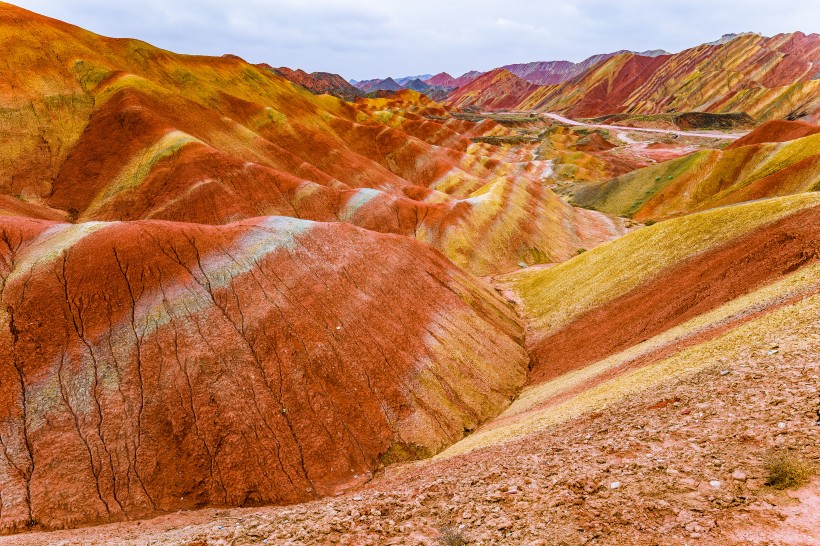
[4,324,817,545]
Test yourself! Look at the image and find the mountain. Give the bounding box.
[357,76,403,92]
[262,65,363,101]
[394,74,433,86]
[564,120,820,221]
[452,70,485,87]
[401,78,430,92]
[520,32,820,121]
[425,71,457,87]
[3,4,820,541]
[446,69,541,111]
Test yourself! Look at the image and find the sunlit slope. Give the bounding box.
[0,215,530,532]
[0,4,622,275]
[440,194,820,455]
[565,121,820,220]
[520,33,820,121]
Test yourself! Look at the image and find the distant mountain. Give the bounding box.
[446,68,541,111]
[264,65,363,101]
[353,76,404,92]
[453,70,485,87]
[501,49,672,85]
[395,74,433,86]
[517,32,820,121]
[402,78,431,92]
[425,72,457,87]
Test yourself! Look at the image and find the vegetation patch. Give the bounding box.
[765,450,814,489]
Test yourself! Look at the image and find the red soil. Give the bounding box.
[726,120,820,149]
[0,216,528,533]
[528,205,820,384]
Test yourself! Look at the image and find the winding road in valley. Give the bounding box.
[540,112,748,140]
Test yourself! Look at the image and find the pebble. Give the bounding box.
[709,480,722,489]
[610,481,621,489]
[732,471,747,481]
[720,370,730,376]
[778,422,786,429]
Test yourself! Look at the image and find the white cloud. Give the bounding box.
[9,0,820,80]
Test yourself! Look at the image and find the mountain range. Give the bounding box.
[0,3,818,543]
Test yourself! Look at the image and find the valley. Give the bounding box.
[0,3,818,545]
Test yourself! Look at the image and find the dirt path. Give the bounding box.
[541,112,747,140]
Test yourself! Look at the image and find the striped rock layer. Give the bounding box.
[0,216,528,531]
[0,4,622,276]
[454,33,820,122]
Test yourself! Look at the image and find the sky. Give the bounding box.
[10,0,820,81]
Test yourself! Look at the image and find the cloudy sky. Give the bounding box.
[11,0,820,80]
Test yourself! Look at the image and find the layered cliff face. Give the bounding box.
[0,215,530,532]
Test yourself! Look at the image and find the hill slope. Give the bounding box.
[522,32,820,121]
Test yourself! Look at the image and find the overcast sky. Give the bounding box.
[11,0,820,80]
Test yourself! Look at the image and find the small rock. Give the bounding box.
[767,349,779,355]
[353,496,362,501]
[709,480,722,489]
[610,481,621,489]
[732,470,747,481]
[778,422,786,429]
[719,370,730,376]
[681,408,691,415]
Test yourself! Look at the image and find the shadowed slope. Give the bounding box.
[0,216,529,532]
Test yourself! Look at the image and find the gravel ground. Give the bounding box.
[4,330,818,546]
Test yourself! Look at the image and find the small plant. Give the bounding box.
[765,450,814,489]
[576,248,587,255]
[438,525,467,546]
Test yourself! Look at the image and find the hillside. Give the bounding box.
[564,121,820,220]
[1,4,819,543]
[264,66,363,101]
[446,69,541,111]
[522,32,820,121]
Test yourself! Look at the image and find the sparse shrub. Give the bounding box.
[765,450,814,489]
[576,248,587,255]
[438,525,467,546]
[644,220,656,226]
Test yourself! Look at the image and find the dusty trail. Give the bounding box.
[541,112,747,140]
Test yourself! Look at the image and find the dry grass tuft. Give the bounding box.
[765,450,814,489]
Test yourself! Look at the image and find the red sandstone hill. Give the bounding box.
[727,119,820,149]
[520,32,820,121]
[445,69,541,111]
[0,3,621,277]
[0,215,529,532]
[261,65,363,101]
[425,72,457,87]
